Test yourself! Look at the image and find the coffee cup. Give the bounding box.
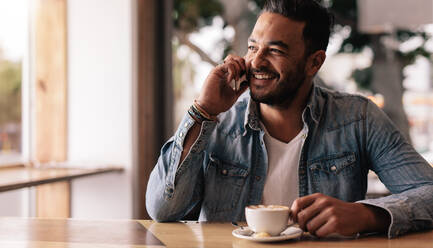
[245,205,292,236]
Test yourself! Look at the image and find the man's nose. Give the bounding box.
[251,49,268,69]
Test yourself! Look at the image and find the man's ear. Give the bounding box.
[305,50,326,77]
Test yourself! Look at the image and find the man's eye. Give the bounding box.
[270,48,283,54]
[248,46,257,52]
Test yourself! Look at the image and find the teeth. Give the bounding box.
[253,74,275,80]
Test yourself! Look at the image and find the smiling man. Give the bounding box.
[146,0,433,238]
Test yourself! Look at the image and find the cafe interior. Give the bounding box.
[0,0,432,247]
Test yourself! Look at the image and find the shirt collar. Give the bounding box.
[304,83,322,124]
[244,97,261,132]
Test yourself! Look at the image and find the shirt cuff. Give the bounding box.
[357,198,409,238]
[169,112,217,179]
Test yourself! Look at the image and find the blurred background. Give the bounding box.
[0,0,432,219]
[172,0,433,160]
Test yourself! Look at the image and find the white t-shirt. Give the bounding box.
[261,123,308,207]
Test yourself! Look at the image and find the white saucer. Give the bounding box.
[232,226,303,242]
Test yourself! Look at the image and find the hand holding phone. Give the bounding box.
[196,54,249,116]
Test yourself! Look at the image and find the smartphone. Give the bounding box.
[231,73,249,91]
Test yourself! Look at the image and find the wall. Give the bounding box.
[0,189,29,216]
[67,0,134,218]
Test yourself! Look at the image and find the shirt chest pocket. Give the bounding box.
[307,152,366,201]
[307,152,361,197]
[309,152,357,178]
[203,155,249,214]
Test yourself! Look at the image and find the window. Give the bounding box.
[0,0,29,165]
[172,1,255,127]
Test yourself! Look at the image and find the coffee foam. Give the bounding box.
[247,204,289,210]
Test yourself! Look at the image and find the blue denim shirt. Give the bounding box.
[146,85,433,238]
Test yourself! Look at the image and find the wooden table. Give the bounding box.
[0,164,123,192]
[0,218,432,247]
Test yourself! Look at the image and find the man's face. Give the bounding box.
[245,12,309,106]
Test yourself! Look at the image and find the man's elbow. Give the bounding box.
[146,197,180,222]
[147,206,169,222]
[147,208,180,222]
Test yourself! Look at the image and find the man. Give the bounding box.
[146,0,433,238]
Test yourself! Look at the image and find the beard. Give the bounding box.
[249,61,307,107]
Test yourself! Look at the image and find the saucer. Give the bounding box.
[232,226,303,242]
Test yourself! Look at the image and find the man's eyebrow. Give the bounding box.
[247,38,289,49]
[268,40,288,49]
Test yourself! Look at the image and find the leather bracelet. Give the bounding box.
[187,108,203,124]
[188,105,209,124]
[193,100,217,121]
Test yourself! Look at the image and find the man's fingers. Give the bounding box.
[224,55,246,80]
[226,63,236,84]
[213,62,242,92]
[297,199,327,231]
[214,63,228,77]
[231,57,247,75]
[314,218,338,238]
[225,58,243,80]
[291,193,322,222]
[217,54,247,92]
[225,55,246,71]
[305,206,333,235]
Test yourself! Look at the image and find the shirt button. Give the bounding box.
[302,133,307,139]
[184,123,188,128]
[179,132,184,137]
[330,165,337,171]
[255,176,261,181]
[221,169,228,175]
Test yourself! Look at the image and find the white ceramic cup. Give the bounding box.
[245,205,291,236]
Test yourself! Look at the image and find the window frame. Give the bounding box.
[0,1,31,166]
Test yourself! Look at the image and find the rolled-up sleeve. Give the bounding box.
[146,113,217,221]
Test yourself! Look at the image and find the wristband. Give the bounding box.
[193,100,218,121]
[187,108,203,124]
[188,105,210,124]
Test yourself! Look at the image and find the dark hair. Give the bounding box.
[262,0,333,55]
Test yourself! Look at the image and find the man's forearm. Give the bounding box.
[179,122,201,164]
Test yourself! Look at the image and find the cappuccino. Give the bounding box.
[247,205,289,210]
[245,204,291,236]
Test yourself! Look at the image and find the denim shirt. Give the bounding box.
[146,85,433,238]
